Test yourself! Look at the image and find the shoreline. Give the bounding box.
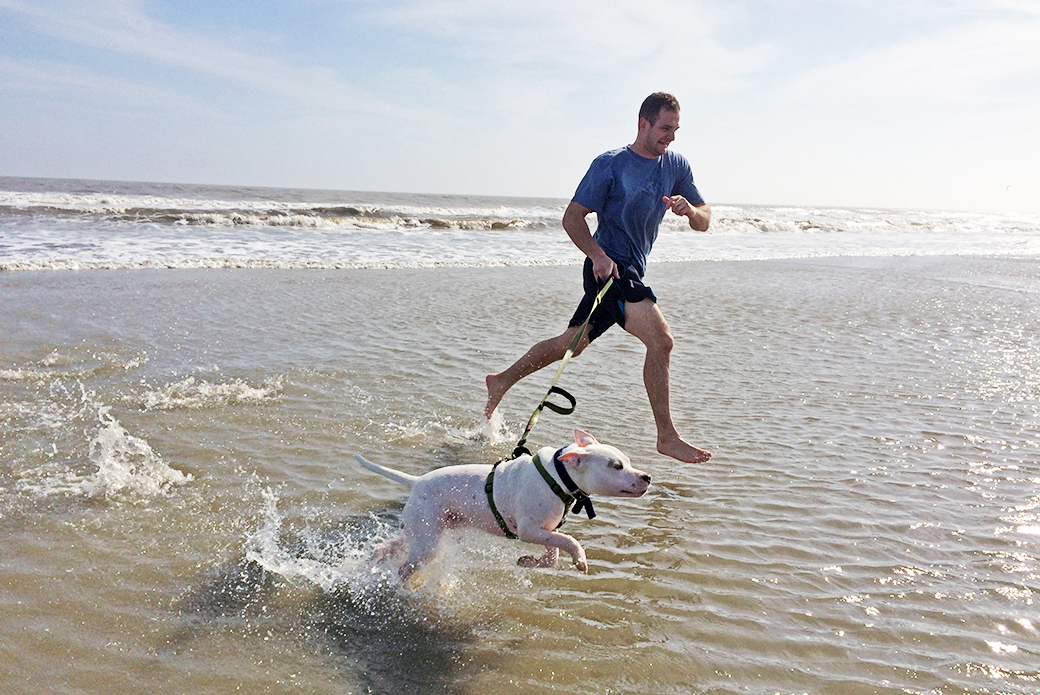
[5,251,1040,274]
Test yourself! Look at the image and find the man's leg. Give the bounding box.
[485,326,590,418]
[621,300,712,463]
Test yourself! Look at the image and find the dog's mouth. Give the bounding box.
[618,485,650,497]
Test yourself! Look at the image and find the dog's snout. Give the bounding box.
[641,473,651,483]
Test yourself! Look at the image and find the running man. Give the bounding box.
[485,92,713,463]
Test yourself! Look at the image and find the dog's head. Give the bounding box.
[556,429,650,498]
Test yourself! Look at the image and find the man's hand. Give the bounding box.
[591,253,619,283]
[663,195,711,232]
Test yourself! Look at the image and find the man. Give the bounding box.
[485,92,713,464]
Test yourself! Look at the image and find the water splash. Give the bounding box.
[243,487,399,593]
[11,379,192,501]
[485,408,512,446]
[84,406,193,498]
[374,409,514,450]
[241,485,530,603]
[141,375,283,410]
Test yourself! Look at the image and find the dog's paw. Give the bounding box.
[571,549,588,573]
[400,562,428,589]
[517,546,560,568]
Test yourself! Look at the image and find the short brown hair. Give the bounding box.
[639,92,680,125]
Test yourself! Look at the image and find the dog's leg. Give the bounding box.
[400,547,432,581]
[399,508,443,581]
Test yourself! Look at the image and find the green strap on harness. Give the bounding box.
[485,460,517,539]
[511,277,614,459]
[485,452,575,540]
[532,452,576,525]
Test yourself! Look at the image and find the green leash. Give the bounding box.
[487,276,616,540]
[510,277,614,458]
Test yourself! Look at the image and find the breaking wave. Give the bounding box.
[3,178,1040,272]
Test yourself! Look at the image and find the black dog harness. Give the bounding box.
[485,449,597,540]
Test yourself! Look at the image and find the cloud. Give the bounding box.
[2,0,772,131]
[2,0,1036,209]
[358,0,772,93]
[0,0,394,118]
[0,55,218,119]
[781,12,1040,109]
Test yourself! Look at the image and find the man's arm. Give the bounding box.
[563,200,620,282]
[663,196,711,232]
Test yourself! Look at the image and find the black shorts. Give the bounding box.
[568,258,657,343]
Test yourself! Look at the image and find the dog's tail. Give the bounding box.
[354,454,420,488]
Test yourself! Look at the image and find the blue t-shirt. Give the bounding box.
[572,147,704,278]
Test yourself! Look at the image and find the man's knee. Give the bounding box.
[564,328,592,356]
[646,329,674,356]
[624,304,674,354]
[555,326,587,355]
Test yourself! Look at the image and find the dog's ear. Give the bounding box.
[574,429,599,447]
[557,451,583,469]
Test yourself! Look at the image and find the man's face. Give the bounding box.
[637,108,680,158]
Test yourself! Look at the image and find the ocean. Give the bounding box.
[2,176,1039,694]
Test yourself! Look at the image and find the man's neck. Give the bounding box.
[628,143,660,160]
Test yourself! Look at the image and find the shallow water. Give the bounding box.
[2,256,1038,694]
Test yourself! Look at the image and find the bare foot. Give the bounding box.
[658,435,712,463]
[485,373,508,419]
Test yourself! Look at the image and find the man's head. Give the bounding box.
[633,92,681,159]
[638,92,680,127]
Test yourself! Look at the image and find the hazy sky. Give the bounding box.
[2,0,1038,212]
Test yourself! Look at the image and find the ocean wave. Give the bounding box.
[0,189,560,232]
[161,211,547,231]
[6,242,1040,273]
[8,188,1035,237]
[3,180,1040,272]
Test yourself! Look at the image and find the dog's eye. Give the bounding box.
[610,460,623,470]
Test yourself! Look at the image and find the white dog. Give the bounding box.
[355,429,651,579]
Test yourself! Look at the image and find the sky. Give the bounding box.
[1,0,1038,212]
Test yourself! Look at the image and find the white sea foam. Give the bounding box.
[3,179,1039,272]
[0,188,560,222]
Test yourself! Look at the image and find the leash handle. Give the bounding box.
[512,386,575,458]
[541,386,576,415]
